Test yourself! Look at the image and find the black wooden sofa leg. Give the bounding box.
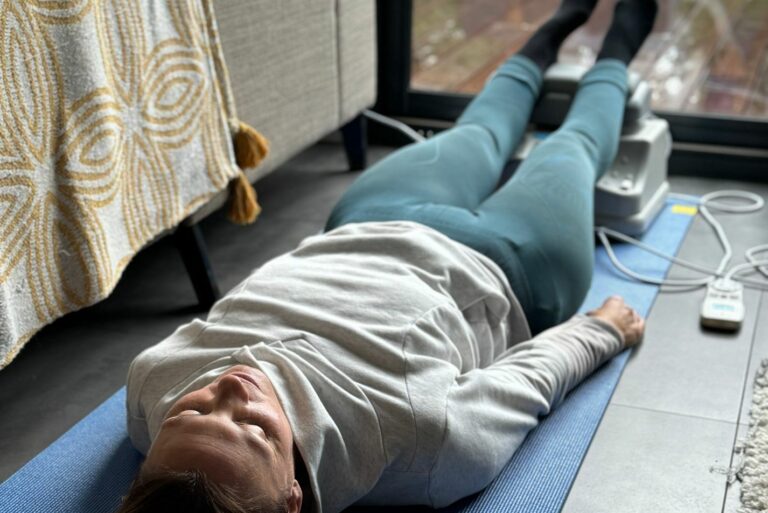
[173,224,221,310]
[341,114,367,171]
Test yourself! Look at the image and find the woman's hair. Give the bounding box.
[115,467,288,513]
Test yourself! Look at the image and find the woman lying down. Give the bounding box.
[117,1,656,512]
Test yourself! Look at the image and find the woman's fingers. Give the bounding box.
[587,295,646,348]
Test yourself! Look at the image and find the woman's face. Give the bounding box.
[142,365,302,510]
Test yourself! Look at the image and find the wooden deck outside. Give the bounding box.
[411,0,768,118]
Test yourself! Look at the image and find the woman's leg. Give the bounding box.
[324,0,599,233]
[470,0,659,334]
[324,0,655,335]
[324,55,541,232]
[474,60,629,334]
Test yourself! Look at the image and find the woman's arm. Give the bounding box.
[427,296,642,507]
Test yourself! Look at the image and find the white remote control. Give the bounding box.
[700,279,745,331]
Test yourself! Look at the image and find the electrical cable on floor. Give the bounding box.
[363,109,426,142]
[596,190,768,291]
[746,244,768,279]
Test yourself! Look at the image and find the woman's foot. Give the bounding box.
[596,0,658,64]
[518,0,599,72]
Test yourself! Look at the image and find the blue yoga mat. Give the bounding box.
[0,200,696,513]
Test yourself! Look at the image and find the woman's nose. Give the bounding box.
[214,374,252,405]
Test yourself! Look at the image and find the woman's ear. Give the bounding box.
[287,479,303,513]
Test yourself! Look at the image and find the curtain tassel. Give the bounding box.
[227,121,269,224]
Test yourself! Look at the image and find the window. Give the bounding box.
[376,0,768,165]
[411,0,768,119]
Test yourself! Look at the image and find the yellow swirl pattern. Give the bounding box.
[0,0,242,368]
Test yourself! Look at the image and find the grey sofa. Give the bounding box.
[176,0,378,305]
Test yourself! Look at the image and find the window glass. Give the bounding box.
[411,0,768,118]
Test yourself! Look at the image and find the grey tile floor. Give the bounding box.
[563,177,768,513]
[0,140,766,513]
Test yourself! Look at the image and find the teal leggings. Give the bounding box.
[324,56,629,334]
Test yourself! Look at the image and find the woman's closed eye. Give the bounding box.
[176,404,261,428]
[237,415,269,432]
[169,399,208,417]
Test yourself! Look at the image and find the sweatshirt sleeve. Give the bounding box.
[427,314,624,507]
[125,351,153,456]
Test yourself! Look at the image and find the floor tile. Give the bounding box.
[561,404,736,513]
[251,142,391,223]
[610,286,759,423]
[664,179,768,321]
[255,168,359,224]
[666,177,768,285]
[609,178,768,422]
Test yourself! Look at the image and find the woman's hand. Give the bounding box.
[587,295,645,348]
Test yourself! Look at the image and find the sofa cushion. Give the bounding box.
[215,0,341,179]
[338,0,378,123]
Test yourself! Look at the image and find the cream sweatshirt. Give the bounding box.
[126,220,624,513]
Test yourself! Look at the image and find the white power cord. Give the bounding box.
[596,190,768,291]
[726,259,768,283]
[362,110,768,292]
[363,109,426,143]
[596,228,716,286]
[746,244,768,279]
